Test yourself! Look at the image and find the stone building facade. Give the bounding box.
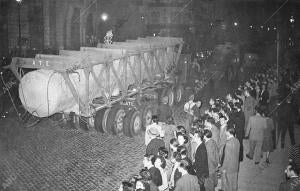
[0,0,146,55]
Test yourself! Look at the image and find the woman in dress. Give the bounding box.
[262,110,274,164]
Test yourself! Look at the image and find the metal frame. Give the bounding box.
[6,37,184,117]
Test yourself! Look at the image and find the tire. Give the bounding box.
[175,85,184,104]
[123,109,142,137]
[106,106,126,135]
[142,105,153,130]
[102,108,111,133]
[94,109,107,133]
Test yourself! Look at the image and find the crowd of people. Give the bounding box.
[118,67,300,191]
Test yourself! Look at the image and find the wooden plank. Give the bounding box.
[80,47,126,55]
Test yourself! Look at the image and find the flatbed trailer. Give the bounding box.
[5,37,188,136]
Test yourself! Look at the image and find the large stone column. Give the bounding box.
[80,10,87,46]
[65,6,74,49]
[43,0,50,48]
[55,1,67,50]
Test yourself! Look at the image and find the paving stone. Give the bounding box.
[0,69,296,191]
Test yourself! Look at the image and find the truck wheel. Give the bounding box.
[102,108,111,133]
[175,85,184,104]
[107,106,126,135]
[142,105,153,130]
[94,109,107,133]
[123,109,142,137]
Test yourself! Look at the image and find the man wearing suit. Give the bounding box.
[220,126,240,191]
[231,103,245,161]
[193,130,209,191]
[243,89,257,135]
[259,83,270,106]
[278,97,296,148]
[246,106,266,164]
[204,129,219,191]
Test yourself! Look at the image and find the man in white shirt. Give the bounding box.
[184,94,195,131]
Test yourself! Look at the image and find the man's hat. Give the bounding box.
[147,127,160,137]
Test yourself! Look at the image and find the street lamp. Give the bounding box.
[16,0,22,56]
[290,16,295,24]
[234,22,238,27]
[101,13,108,22]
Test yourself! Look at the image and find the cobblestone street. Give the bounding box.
[0,73,296,191]
[0,74,231,191]
[0,118,146,191]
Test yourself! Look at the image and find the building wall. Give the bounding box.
[7,1,30,51]
[143,0,192,36]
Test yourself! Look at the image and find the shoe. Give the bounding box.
[246,154,253,160]
[255,162,259,165]
[266,159,270,164]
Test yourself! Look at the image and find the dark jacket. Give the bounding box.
[220,137,240,173]
[146,138,165,156]
[278,177,300,191]
[232,110,245,140]
[149,166,163,187]
[205,139,219,175]
[278,102,296,124]
[174,174,200,191]
[259,90,269,106]
[182,157,196,175]
[193,142,209,181]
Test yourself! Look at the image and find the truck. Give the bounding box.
[5,37,189,137]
